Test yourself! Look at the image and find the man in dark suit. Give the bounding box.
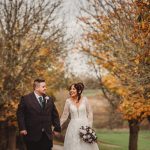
[17,79,61,150]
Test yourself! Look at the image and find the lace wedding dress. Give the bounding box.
[60,97,99,150]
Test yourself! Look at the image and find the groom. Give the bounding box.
[17,79,61,150]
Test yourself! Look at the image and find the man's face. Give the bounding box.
[36,82,46,95]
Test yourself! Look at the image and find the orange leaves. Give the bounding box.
[38,47,50,56]
[135,0,150,9]
[102,71,150,122]
[102,61,117,72]
[117,88,129,97]
[102,73,129,97]
[79,0,150,123]
[0,100,19,127]
[141,21,149,32]
[133,0,150,47]
[119,98,150,121]
[119,85,150,122]
[102,74,120,88]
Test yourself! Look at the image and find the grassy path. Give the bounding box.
[97,130,150,150]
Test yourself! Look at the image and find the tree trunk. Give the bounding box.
[7,126,16,150]
[128,120,140,150]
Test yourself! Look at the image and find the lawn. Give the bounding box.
[97,130,150,150]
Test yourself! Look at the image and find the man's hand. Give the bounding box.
[53,131,60,137]
[20,130,27,136]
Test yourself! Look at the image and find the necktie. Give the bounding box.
[39,96,45,109]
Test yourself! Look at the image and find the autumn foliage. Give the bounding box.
[79,1,150,148]
[0,0,66,127]
[119,0,150,122]
[79,0,150,122]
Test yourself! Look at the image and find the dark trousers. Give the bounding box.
[25,132,52,150]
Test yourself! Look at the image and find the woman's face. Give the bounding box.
[69,85,77,97]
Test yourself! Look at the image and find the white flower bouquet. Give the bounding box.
[79,126,97,144]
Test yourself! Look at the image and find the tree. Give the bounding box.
[79,0,150,150]
[0,0,66,149]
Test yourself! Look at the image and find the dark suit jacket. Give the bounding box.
[16,92,61,143]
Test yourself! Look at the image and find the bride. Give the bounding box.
[60,82,99,150]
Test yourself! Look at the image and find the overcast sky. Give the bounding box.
[60,0,93,77]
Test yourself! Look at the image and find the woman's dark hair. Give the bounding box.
[69,82,84,102]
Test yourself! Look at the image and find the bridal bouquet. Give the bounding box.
[79,126,97,144]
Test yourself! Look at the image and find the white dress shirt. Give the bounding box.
[34,91,43,106]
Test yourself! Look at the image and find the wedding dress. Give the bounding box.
[60,96,99,150]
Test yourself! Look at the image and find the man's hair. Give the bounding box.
[33,79,45,89]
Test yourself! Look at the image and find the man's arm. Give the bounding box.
[51,100,61,133]
[16,96,27,135]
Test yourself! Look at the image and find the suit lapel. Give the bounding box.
[30,92,42,112]
[43,95,48,111]
[43,96,51,111]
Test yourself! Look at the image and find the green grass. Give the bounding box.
[97,130,150,150]
[54,129,150,150]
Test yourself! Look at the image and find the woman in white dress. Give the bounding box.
[60,83,99,150]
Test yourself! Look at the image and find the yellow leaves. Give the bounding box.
[78,0,149,123]
[119,95,150,121]
[102,74,119,87]
[0,100,19,126]
[4,100,18,110]
[134,102,142,109]
[117,88,129,97]
[38,48,50,56]
[102,73,129,96]
[103,62,112,70]
[133,0,150,47]
[134,58,140,64]
[86,32,104,44]
[141,21,149,31]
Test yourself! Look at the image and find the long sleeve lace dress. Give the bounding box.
[60,97,99,150]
